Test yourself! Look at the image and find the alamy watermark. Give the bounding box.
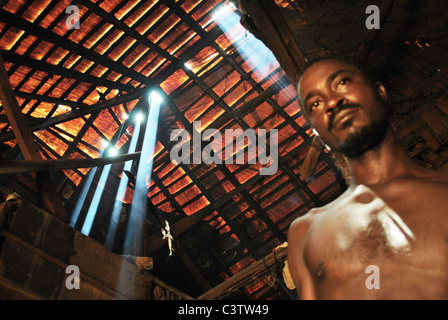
[65,5,80,30]
[365,5,380,30]
[65,265,81,289]
[66,4,380,31]
[170,121,278,175]
[365,265,380,290]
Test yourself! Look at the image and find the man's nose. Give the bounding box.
[326,95,345,114]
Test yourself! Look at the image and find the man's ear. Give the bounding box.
[374,82,387,101]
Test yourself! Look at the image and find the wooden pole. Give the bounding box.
[240,0,308,85]
[0,56,42,161]
[197,246,287,300]
[0,53,69,223]
[0,152,141,175]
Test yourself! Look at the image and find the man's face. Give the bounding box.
[297,59,388,157]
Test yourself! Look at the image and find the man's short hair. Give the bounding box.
[298,55,375,86]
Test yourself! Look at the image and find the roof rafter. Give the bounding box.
[2,50,135,92]
[0,8,149,85]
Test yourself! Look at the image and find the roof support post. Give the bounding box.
[0,53,69,223]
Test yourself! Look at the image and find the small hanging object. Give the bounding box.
[0,192,22,229]
[161,220,174,256]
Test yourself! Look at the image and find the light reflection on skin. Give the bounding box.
[376,205,415,254]
[333,185,416,254]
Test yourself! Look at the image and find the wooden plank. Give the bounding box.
[0,53,69,223]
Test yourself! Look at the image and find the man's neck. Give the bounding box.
[346,127,422,187]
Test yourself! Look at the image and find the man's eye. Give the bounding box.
[338,78,350,86]
[308,100,320,112]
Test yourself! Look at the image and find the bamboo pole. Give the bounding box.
[0,152,141,175]
[197,246,288,300]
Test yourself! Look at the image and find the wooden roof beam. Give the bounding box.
[13,90,90,110]
[0,88,145,143]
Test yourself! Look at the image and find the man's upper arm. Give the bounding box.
[287,216,316,300]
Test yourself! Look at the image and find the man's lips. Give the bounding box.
[328,105,359,131]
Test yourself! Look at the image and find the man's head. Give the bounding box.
[297,56,389,158]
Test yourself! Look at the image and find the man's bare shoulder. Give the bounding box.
[431,168,448,184]
[288,212,315,249]
[414,165,448,183]
[288,196,342,240]
[289,207,321,233]
[289,187,354,232]
[380,166,448,197]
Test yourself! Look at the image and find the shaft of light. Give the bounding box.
[122,92,162,255]
[105,119,142,249]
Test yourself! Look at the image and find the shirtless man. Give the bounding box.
[287,56,448,299]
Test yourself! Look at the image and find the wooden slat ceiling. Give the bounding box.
[4,0,446,300]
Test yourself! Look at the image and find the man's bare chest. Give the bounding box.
[303,183,448,284]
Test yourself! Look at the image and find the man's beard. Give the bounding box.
[338,115,389,158]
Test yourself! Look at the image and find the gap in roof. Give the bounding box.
[212,1,278,82]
